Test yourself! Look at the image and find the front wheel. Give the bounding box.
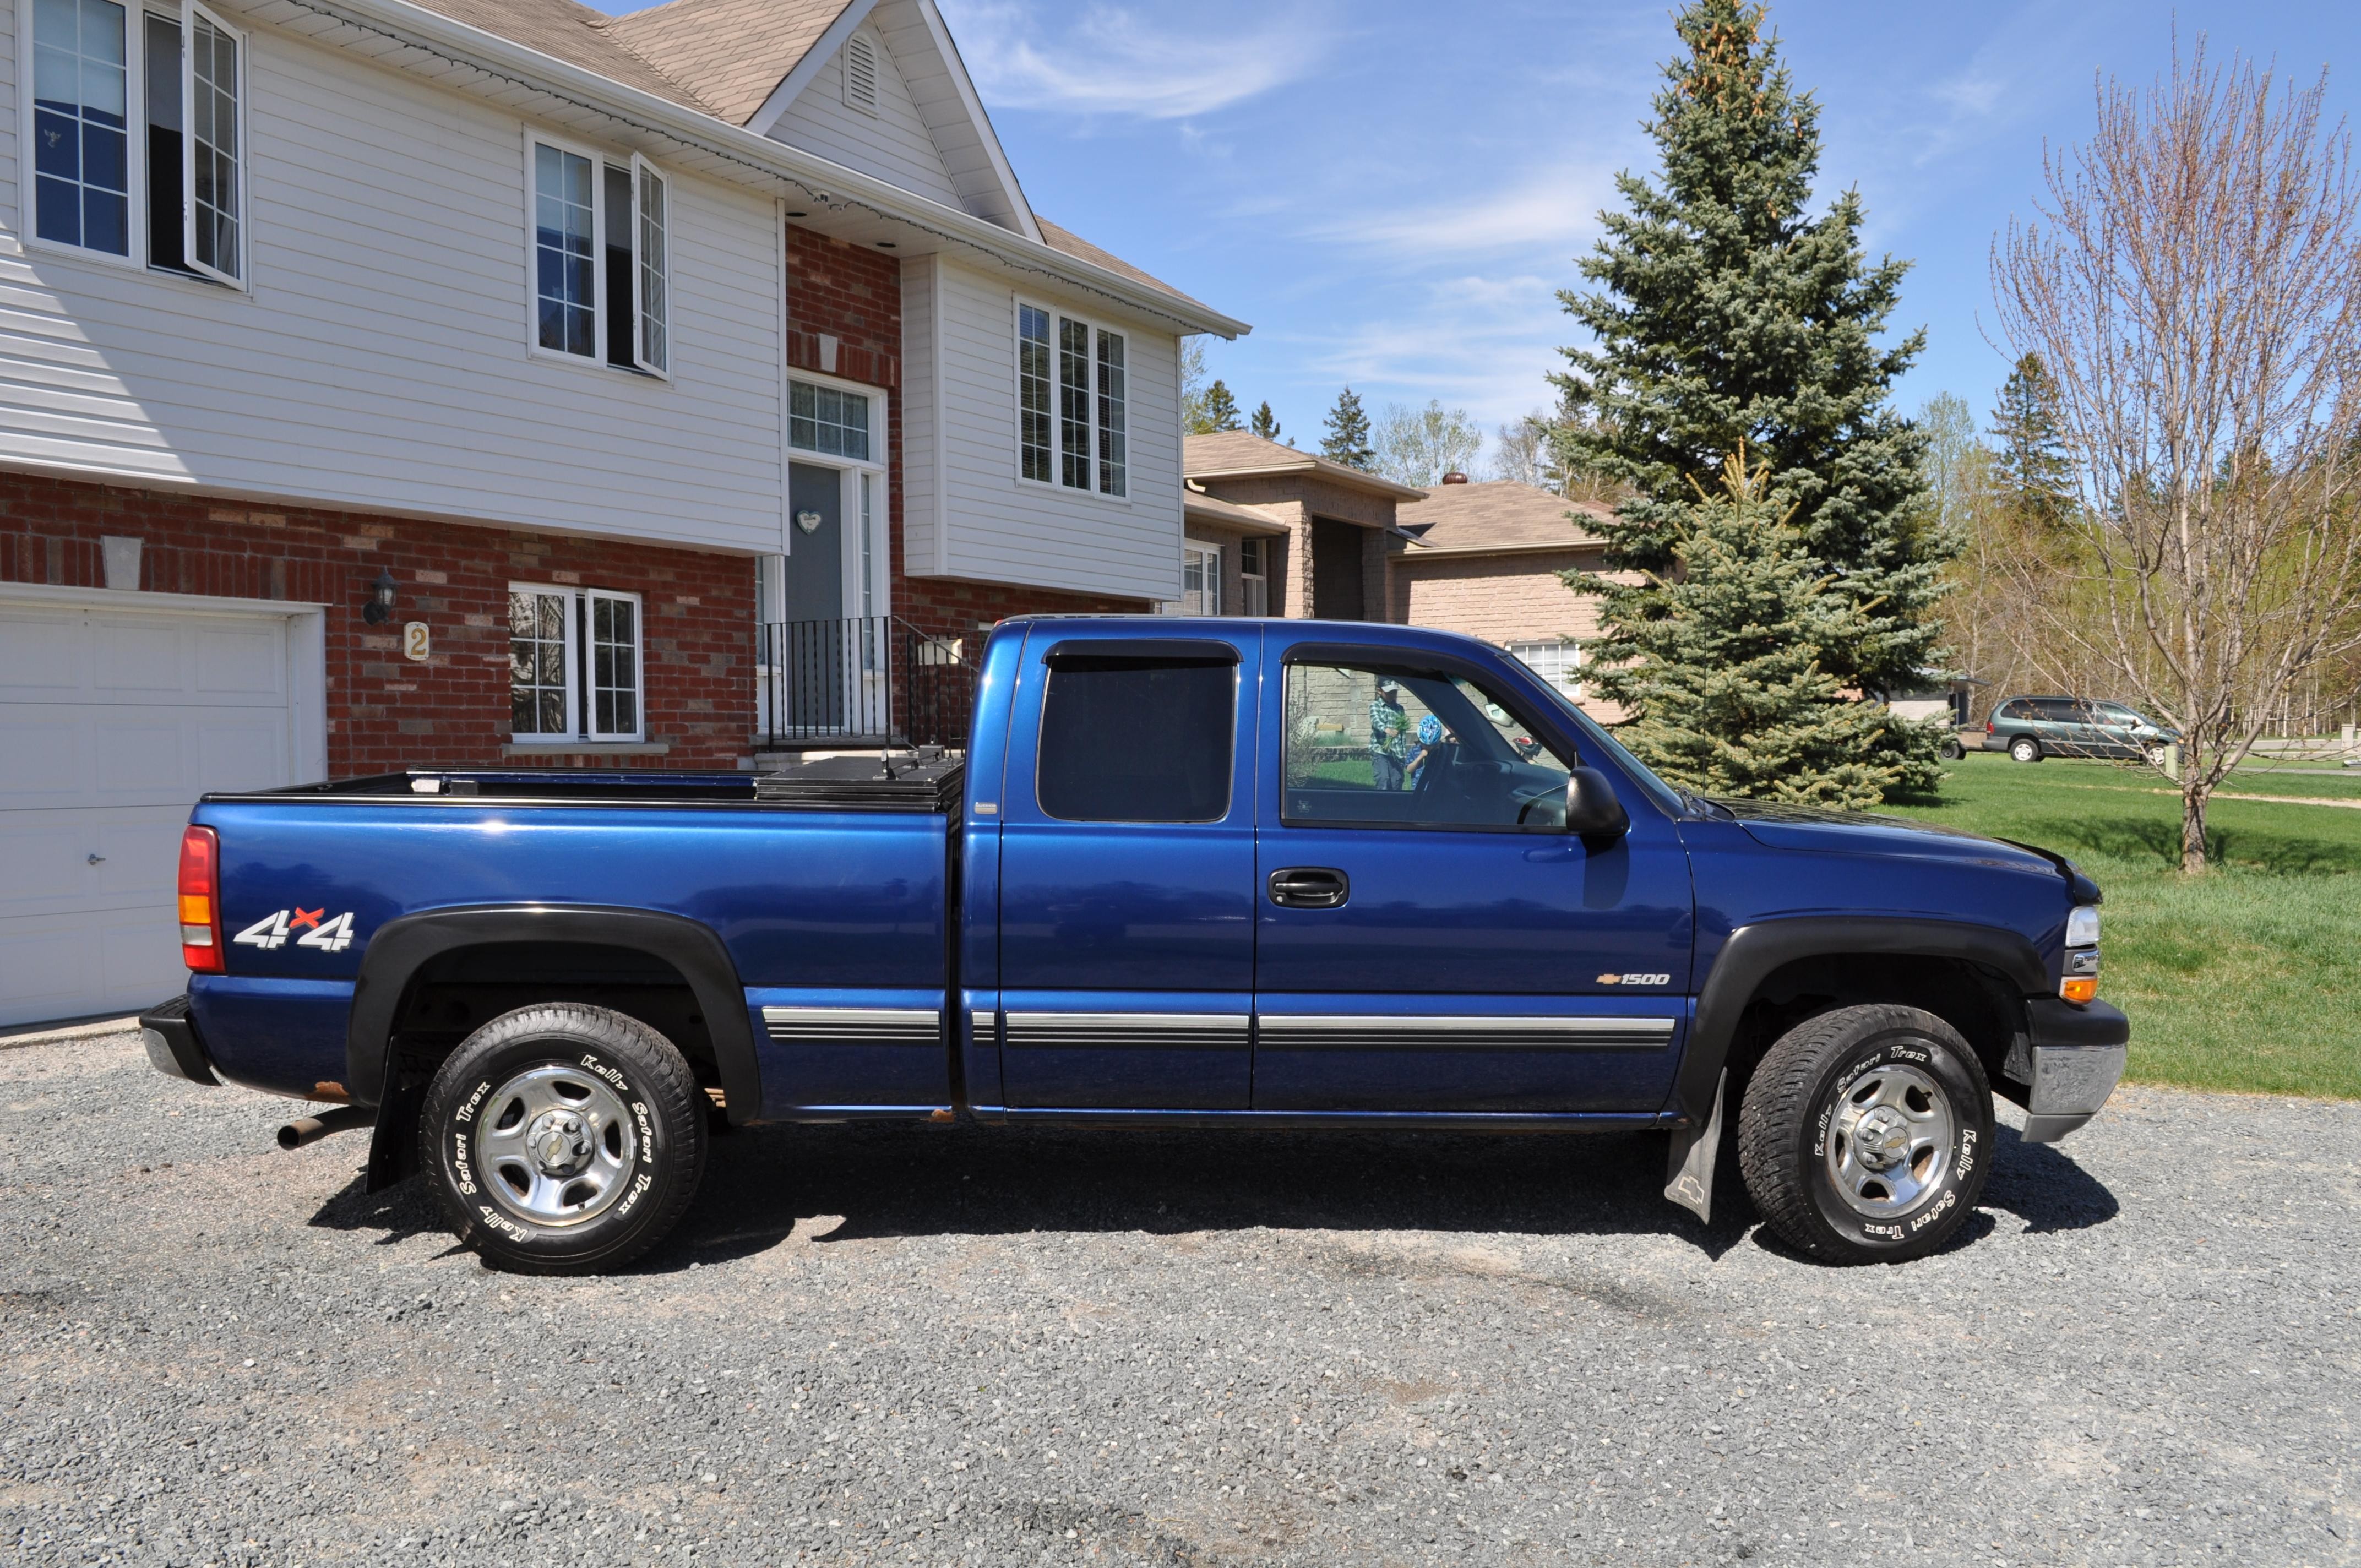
[2008,737,2042,764]
[1736,1004,1994,1264]
[421,1003,708,1274]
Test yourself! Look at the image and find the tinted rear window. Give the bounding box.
[1036,658,1235,823]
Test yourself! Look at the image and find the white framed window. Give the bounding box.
[1239,537,1270,617]
[1181,543,1222,616]
[1016,299,1127,498]
[509,584,645,742]
[182,0,241,284]
[24,0,246,284]
[526,134,671,377]
[1509,638,1582,701]
[788,377,871,459]
[30,0,133,258]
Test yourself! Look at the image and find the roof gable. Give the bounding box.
[743,0,1036,237]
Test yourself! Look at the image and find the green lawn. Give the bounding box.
[1879,753,2361,1099]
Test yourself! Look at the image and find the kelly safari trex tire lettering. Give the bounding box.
[1736,1004,1995,1264]
[421,1003,707,1275]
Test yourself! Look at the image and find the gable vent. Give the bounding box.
[844,34,879,115]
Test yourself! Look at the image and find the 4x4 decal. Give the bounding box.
[233,907,357,954]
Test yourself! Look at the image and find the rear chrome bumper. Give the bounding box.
[2016,997,2128,1142]
[139,995,219,1087]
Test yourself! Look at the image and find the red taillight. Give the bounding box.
[1984,718,1994,733]
[178,826,223,973]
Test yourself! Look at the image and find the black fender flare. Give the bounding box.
[345,905,762,1125]
[1673,917,2048,1123]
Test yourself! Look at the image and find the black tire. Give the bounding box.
[2008,737,2042,764]
[420,1003,707,1275]
[1939,738,1966,760]
[1736,1004,1995,1264]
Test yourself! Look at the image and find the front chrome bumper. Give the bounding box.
[2013,998,2129,1142]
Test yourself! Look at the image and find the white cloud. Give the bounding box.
[1279,273,1573,431]
[942,1,1332,121]
[1308,164,1617,262]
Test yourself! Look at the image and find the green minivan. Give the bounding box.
[1982,696,2179,764]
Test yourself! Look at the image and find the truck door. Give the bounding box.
[1252,643,1693,1114]
[993,632,1258,1110]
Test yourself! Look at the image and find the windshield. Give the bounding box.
[1516,668,1689,816]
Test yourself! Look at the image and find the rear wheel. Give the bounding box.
[1736,1004,1994,1264]
[421,1003,706,1274]
[1939,738,1966,760]
[2008,736,2042,763]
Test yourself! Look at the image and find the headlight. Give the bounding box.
[2065,906,2101,948]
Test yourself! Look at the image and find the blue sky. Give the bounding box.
[598,0,2361,465]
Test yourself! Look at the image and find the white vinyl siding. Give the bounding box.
[0,14,787,554]
[765,26,959,208]
[902,255,1183,602]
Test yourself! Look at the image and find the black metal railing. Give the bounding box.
[755,617,974,750]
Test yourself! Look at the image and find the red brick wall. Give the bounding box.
[0,471,754,777]
[784,225,1151,640]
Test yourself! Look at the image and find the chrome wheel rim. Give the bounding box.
[473,1063,639,1228]
[1824,1061,1953,1219]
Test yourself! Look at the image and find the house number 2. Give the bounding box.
[403,622,431,661]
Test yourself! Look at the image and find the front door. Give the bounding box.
[1252,645,1694,1113]
[993,630,1259,1109]
[783,463,846,731]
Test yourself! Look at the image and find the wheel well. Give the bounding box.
[385,940,721,1087]
[1721,954,2022,1101]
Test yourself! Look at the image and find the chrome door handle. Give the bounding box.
[1267,867,1350,909]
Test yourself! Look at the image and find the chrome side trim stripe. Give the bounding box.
[763,1006,941,1046]
[1257,1015,1677,1051]
[1005,1012,1249,1051]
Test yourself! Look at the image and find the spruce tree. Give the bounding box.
[1200,379,1243,433]
[1319,388,1376,470]
[1250,401,1282,442]
[1988,353,2074,527]
[1571,449,1903,808]
[1555,0,1950,794]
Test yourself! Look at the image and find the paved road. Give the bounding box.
[3,1031,2355,1567]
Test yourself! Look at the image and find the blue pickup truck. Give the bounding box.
[140,617,2128,1272]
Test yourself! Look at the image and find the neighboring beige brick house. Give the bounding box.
[1394,479,1622,717]
[1176,433,1427,619]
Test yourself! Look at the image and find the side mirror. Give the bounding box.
[1564,767,1630,839]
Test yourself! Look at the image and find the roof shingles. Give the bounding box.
[1395,481,1612,552]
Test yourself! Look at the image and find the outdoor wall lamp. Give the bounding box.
[361,569,398,624]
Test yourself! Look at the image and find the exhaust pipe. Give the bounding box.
[278,1104,376,1150]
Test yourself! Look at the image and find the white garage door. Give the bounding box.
[0,595,311,1027]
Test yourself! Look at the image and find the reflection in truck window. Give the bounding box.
[1282,661,1575,829]
[1036,655,1236,823]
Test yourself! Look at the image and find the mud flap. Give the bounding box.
[1663,1070,1726,1224]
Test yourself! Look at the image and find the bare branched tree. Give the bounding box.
[1992,41,2361,872]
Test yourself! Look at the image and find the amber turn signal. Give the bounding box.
[2059,975,2098,1005]
[178,825,224,974]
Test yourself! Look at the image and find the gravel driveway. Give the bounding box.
[3,1029,2355,1567]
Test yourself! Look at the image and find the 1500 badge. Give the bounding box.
[234,907,357,954]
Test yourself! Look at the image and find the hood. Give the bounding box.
[1707,796,2066,881]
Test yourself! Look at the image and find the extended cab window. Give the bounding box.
[1283,659,1574,829]
[1036,648,1234,823]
